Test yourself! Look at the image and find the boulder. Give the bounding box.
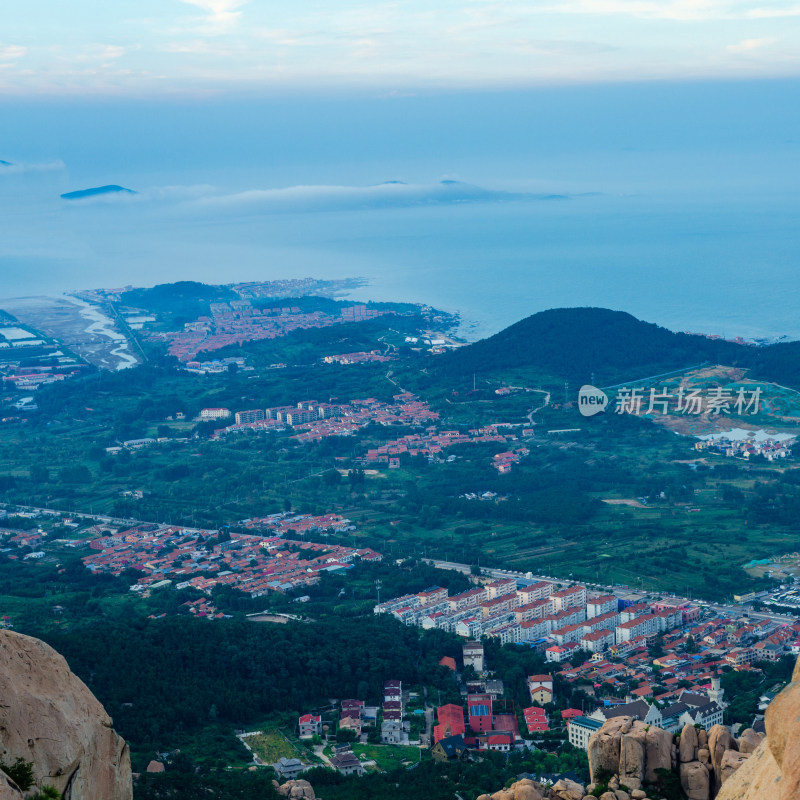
[551,778,584,800]
[511,780,544,800]
[0,771,23,800]
[614,791,630,800]
[588,717,628,783]
[491,790,513,800]
[599,793,616,800]
[619,734,645,789]
[720,750,750,786]
[277,780,315,800]
[680,724,698,763]
[697,747,710,765]
[679,760,710,800]
[715,740,781,800]
[145,761,164,773]
[708,724,737,793]
[630,792,647,800]
[698,729,708,748]
[0,629,132,800]
[737,728,762,755]
[644,725,673,783]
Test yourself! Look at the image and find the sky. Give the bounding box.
[3,0,800,94]
[1,2,799,342]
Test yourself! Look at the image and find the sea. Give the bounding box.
[1,80,798,342]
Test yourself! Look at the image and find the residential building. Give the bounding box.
[234,409,266,425]
[272,758,305,780]
[528,674,553,705]
[432,734,469,762]
[567,716,604,750]
[435,704,466,742]
[199,407,231,420]
[463,641,485,672]
[298,713,321,738]
[330,751,364,776]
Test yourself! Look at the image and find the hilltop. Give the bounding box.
[437,307,800,390]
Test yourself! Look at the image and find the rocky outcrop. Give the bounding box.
[477,778,545,800]
[717,655,800,800]
[679,760,710,800]
[586,716,771,800]
[276,778,316,799]
[0,770,23,800]
[0,629,132,800]
[707,724,737,794]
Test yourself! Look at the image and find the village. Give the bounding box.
[78,517,381,605]
[201,393,533,472]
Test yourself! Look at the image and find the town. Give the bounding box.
[80,517,382,601]
[148,300,397,362]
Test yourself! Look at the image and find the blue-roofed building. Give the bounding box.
[567,716,604,750]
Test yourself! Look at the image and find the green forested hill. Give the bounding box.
[438,307,744,385]
[438,307,800,390]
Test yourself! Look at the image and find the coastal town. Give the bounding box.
[148,300,396,362]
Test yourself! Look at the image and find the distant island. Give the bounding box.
[60,184,137,200]
[0,160,12,166]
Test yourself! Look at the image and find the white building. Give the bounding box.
[568,716,604,750]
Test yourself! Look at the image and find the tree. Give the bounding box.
[323,469,342,487]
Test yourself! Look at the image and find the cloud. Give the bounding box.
[726,36,778,51]
[177,0,249,32]
[0,45,26,62]
[746,4,800,16]
[189,179,570,214]
[0,160,66,175]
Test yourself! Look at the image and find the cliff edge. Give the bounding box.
[0,628,132,800]
[716,655,800,800]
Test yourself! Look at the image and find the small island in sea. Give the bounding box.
[60,184,137,200]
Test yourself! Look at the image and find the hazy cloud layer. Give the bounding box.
[2,0,800,92]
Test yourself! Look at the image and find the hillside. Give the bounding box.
[119,281,239,328]
[438,307,800,389]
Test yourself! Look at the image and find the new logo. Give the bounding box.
[578,385,608,416]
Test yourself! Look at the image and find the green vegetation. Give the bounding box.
[120,281,238,329]
[245,729,308,765]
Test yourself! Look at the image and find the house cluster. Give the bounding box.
[183,356,250,375]
[695,435,793,461]
[492,447,530,473]
[566,681,726,751]
[147,298,394,362]
[557,608,800,749]
[322,351,393,365]
[82,521,382,598]
[361,425,516,467]
[297,679,410,764]
[213,393,440,443]
[240,512,358,538]
[375,578,692,654]
[433,642,548,759]
[0,326,88,392]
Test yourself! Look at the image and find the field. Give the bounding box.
[351,744,424,771]
[243,728,311,765]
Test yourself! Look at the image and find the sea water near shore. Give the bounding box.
[2,191,798,344]
[1,84,798,343]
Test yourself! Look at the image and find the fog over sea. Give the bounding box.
[1,80,798,342]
